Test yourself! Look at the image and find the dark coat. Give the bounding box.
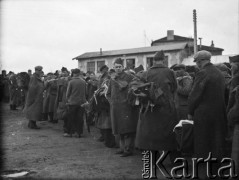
[188,63,227,158]
[66,77,86,106]
[106,71,136,135]
[175,71,193,120]
[54,77,69,120]
[135,64,178,151]
[24,73,44,121]
[43,80,57,113]
[96,72,112,129]
[227,75,239,127]
[9,74,21,106]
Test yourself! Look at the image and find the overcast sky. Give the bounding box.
[1,0,239,73]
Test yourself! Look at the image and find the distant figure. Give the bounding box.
[0,70,10,103]
[28,69,32,77]
[8,72,20,110]
[24,66,44,129]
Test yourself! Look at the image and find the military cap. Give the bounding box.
[134,64,144,74]
[174,64,186,70]
[72,68,81,74]
[229,55,239,63]
[193,50,211,62]
[114,58,124,65]
[35,66,43,71]
[99,65,109,72]
[154,50,165,61]
[61,67,68,72]
[215,63,230,72]
[47,72,53,76]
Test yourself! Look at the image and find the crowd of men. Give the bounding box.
[1,50,239,178]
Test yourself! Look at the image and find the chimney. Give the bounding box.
[211,41,214,47]
[167,30,174,41]
[100,48,102,55]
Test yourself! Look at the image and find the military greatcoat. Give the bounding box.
[24,73,44,121]
[135,64,178,151]
[188,63,227,158]
[106,71,136,135]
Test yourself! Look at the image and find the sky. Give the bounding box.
[0,0,239,73]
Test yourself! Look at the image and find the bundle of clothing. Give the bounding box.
[127,78,169,115]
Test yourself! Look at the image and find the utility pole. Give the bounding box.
[193,9,198,54]
[198,37,202,50]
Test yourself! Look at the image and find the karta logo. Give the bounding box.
[142,151,238,179]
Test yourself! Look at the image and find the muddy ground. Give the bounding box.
[1,103,168,179]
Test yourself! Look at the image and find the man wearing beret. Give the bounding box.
[135,50,179,163]
[188,50,227,178]
[227,54,239,173]
[106,58,136,157]
[24,66,44,129]
[95,65,115,148]
[65,68,87,137]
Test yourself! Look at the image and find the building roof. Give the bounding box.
[73,42,188,61]
[152,35,224,51]
[198,45,224,51]
[151,35,194,45]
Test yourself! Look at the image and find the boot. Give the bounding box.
[32,121,40,129]
[49,113,58,123]
[12,104,17,110]
[41,113,48,121]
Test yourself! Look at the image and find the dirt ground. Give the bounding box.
[0,103,170,179]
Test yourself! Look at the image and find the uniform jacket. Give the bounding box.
[188,63,227,158]
[24,73,44,121]
[227,75,239,127]
[106,71,136,135]
[66,77,86,106]
[43,80,57,113]
[135,64,178,151]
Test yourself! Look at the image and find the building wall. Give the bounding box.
[77,50,187,75]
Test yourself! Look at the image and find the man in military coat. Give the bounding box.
[24,66,44,129]
[172,64,193,120]
[96,65,115,148]
[135,51,179,163]
[106,58,136,157]
[188,50,227,159]
[227,54,239,173]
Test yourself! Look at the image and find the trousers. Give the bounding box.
[67,105,84,135]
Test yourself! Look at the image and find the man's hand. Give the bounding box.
[188,114,193,120]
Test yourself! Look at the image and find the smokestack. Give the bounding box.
[167,30,174,40]
[100,48,102,55]
[211,40,214,47]
[193,9,198,54]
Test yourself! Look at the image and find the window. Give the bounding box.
[146,57,153,69]
[126,58,135,70]
[87,61,95,73]
[97,61,105,73]
[164,56,169,67]
[146,56,169,69]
